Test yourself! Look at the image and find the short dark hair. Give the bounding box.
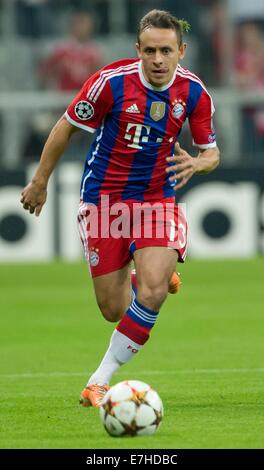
[137,9,190,45]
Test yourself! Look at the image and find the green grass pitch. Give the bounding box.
[0,259,263,449]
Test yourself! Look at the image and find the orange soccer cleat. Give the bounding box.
[80,384,110,408]
[168,272,182,294]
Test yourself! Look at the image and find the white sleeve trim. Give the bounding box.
[193,141,217,149]
[64,111,97,133]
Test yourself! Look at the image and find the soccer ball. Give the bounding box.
[99,380,163,437]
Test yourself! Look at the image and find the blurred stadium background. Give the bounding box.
[0,0,263,262]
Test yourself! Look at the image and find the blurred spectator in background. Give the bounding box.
[234,22,264,92]
[69,0,110,34]
[233,21,264,155]
[39,12,104,91]
[15,0,53,37]
[23,11,103,162]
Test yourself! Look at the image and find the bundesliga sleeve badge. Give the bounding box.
[74,101,94,120]
[208,132,216,143]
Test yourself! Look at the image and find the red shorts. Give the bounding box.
[77,198,187,277]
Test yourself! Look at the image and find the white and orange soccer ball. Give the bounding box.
[99,380,163,437]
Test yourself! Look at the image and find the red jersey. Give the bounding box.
[65,58,216,205]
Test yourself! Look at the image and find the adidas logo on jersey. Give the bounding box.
[125,103,140,113]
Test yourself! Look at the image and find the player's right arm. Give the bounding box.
[21,61,117,216]
[20,116,79,216]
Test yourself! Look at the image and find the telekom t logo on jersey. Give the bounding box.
[124,123,163,149]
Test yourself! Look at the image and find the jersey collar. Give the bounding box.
[138,60,177,91]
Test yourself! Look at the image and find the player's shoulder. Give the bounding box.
[100,58,139,74]
[176,64,206,89]
[84,58,139,102]
[88,58,139,85]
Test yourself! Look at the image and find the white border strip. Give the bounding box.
[193,141,217,149]
[64,111,96,133]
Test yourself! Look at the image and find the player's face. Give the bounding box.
[136,28,186,87]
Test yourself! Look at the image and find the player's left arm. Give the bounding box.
[166,86,220,190]
[166,143,220,190]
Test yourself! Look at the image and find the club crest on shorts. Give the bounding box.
[89,249,99,266]
[171,99,186,119]
[150,102,166,121]
[75,101,94,120]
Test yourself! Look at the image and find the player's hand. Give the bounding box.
[20,181,47,217]
[166,142,199,190]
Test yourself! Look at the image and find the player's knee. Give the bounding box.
[97,301,123,323]
[136,283,167,311]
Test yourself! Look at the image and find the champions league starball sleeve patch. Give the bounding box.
[74,101,95,120]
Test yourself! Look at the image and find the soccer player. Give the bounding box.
[20,10,220,407]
